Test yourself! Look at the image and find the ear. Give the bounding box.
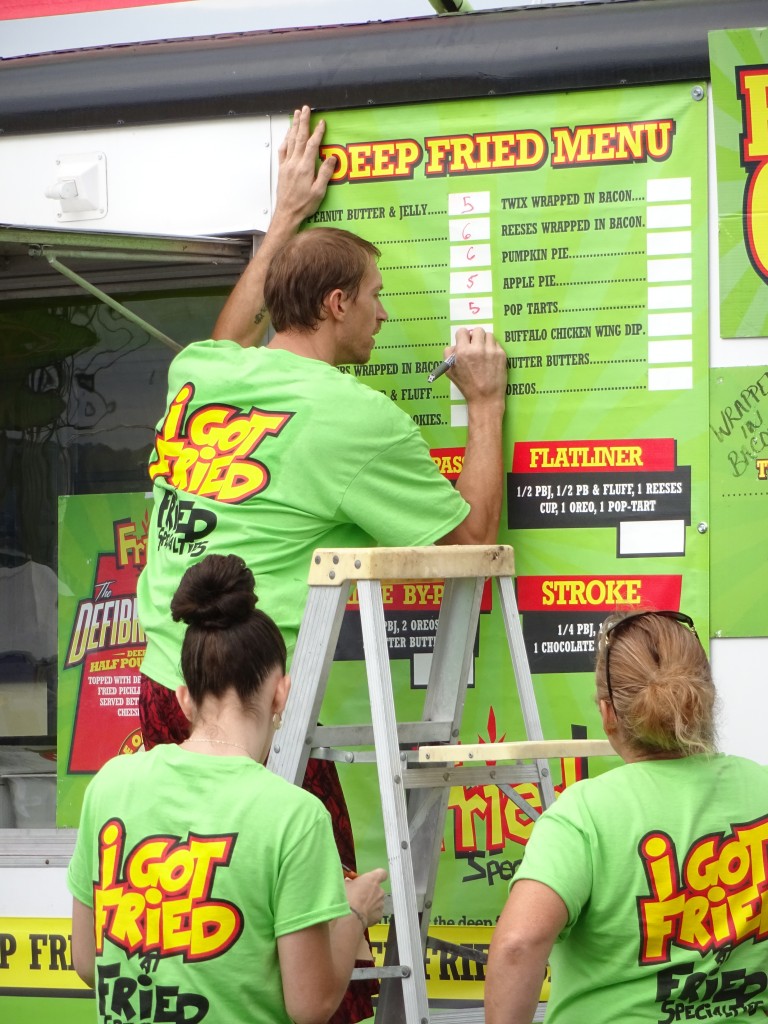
[272,673,291,716]
[598,697,617,735]
[175,685,194,723]
[324,287,348,321]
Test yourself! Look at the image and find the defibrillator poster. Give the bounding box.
[57,493,151,824]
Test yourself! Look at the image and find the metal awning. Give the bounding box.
[0,226,252,298]
[0,226,253,350]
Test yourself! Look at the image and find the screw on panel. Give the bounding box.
[691,86,705,101]
[697,522,708,534]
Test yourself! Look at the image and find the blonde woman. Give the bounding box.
[486,610,768,1023]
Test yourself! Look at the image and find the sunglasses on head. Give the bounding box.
[601,611,699,712]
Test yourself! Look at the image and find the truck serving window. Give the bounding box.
[0,227,249,827]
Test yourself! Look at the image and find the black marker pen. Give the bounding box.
[427,352,456,383]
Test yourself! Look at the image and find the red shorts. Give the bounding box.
[139,673,376,1023]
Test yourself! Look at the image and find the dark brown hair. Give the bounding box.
[171,554,286,708]
[264,227,381,332]
[595,610,717,756]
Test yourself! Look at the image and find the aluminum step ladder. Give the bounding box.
[267,544,607,1024]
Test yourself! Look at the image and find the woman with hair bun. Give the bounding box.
[485,609,768,1024]
[68,553,387,1024]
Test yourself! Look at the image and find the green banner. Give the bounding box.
[709,365,768,636]
[311,82,710,932]
[709,27,768,338]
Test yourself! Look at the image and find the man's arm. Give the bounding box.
[484,879,567,1024]
[212,105,336,348]
[438,327,507,545]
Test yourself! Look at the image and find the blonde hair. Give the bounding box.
[595,611,717,756]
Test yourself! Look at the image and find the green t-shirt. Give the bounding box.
[513,754,768,1023]
[137,341,469,688]
[67,744,351,1024]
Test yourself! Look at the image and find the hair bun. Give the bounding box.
[171,554,256,629]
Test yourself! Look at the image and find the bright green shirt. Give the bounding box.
[137,341,468,687]
[68,744,350,1024]
[514,754,768,1023]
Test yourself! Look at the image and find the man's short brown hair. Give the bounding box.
[264,228,381,333]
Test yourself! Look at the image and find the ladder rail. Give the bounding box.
[267,584,348,784]
[495,575,557,809]
[411,576,487,954]
[359,578,430,1024]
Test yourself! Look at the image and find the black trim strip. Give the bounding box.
[0,0,764,134]
[0,987,93,999]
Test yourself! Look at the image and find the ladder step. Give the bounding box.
[308,544,514,585]
[404,764,543,789]
[429,1007,485,1023]
[429,1003,547,1023]
[313,720,454,748]
[418,739,615,763]
[353,965,413,980]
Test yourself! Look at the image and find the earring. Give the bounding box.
[272,711,283,731]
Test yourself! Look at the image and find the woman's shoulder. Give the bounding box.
[543,765,632,816]
[706,752,768,779]
[549,754,768,814]
[99,747,169,785]
[262,768,331,813]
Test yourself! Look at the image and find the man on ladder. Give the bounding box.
[137,105,508,1024]
[140,103,507,695]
